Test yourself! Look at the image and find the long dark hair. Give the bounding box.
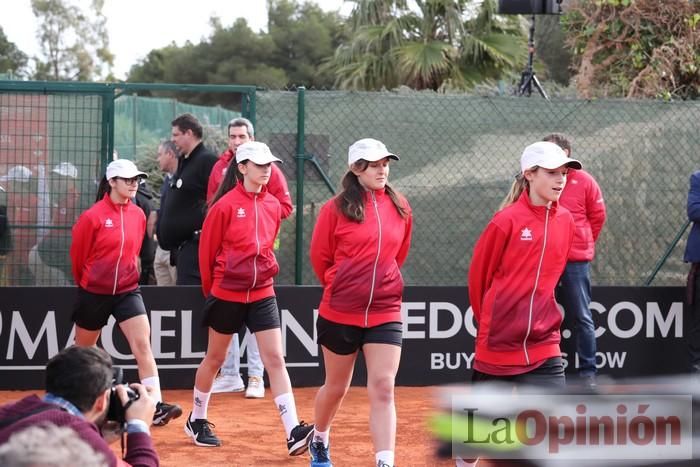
[209,160,244,209]
[95,175,110,202]
[335,160,408,222]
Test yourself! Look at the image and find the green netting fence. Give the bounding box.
[1,80,698,287]
[256,89,700,287]
[114,95,240,160]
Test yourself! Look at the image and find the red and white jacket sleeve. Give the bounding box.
[70,212,95,286]
[198,205,226,297]
[585,176,606,242]
[468,221,508,323]
[396,202,413,268]
[310,202,338,286]
[269,165,294,219]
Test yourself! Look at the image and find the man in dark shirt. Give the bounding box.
[0,346,159,467]
[152,140,179,286]
[159,113,218,285]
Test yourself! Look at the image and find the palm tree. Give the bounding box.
[325,0,526,91]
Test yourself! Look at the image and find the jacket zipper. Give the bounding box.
[523,206,550,364]
[112,205,125,295]
[364,191,381,327]
[248,194,259,304]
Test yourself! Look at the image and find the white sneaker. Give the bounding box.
[245,376,265,398]
[211,373,245,393]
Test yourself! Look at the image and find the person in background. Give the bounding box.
[29,162,80,286]
[70,159,181,428]
[0,185,10,285]
[185,142,313,454]
[543,133,606,388]
[132,178,156,285]
[152,140,179,286]
[308,138,413,467]
[0,345,159,467]
[684,168,700,374]
[0,165,37,285]
[0,424,108,467]
[208,117,293,399]
[158,113,218,285]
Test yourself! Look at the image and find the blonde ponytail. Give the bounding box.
[498,173,528,211]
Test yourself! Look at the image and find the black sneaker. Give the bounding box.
[153,401,183,426]
[184,413,221,447]
[287,421,314,456]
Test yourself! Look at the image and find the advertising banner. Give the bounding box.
[0,286,687,389]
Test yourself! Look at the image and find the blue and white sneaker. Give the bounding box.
[309,440,332,467]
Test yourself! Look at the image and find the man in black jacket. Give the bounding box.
[159,113,218,285]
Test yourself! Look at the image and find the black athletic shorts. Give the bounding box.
[72,287,147,331]
[202,295,281,335]
[471,356,566,387]
[316,315,403,355]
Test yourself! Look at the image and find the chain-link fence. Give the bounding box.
[0,81,251,286]
[1,81,698,287]
[115,95,240,160]
[257,89,700,287]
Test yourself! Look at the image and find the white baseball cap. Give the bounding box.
[52,162,78,179]
[235,141,282,165]
[348,138,399,166]
[105,159,148,180]
[520,141,581,173]
[0,165,32,183]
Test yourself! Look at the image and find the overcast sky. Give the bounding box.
[1,0,352,79]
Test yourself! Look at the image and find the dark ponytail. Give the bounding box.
[95,176,110,203]
[209,160,244,209]
[335,160,408,222]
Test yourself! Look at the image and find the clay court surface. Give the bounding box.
[0,387,456,467]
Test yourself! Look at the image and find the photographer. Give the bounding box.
[0,346,159,467]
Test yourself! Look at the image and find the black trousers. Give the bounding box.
[175,239,201,286]
[686,263,700,370]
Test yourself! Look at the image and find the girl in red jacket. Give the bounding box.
[185,141,313,454]
[308,138,413,467]
[70,159,182,426]
[468,141,580,388]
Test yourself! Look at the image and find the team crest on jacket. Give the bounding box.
[237,207,246,218]
[105,218,114,228]
[520,227,532,241]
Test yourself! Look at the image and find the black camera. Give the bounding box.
[498,0,562,15]
[106,367,139,424]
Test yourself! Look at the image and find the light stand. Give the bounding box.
[517,14,549,100]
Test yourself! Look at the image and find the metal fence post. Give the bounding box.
[294,86,306,285]
[101,85,115,171]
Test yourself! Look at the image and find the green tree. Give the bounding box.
[31,0,114,81]
[267,0,346,88]
[564,0,700,99]
[0,26,28,77]
[128,0,347,105]
[325,0,525,91]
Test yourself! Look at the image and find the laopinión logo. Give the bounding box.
[447,393,692,460]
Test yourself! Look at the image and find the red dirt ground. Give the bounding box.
[0,387,456,467]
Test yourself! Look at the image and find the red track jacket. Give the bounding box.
[70,194,145,295]
[558,169,606,262]
[199,182,281,303]
[310,189,412,327]
[468,191,574,367]
[207,149,293,219]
